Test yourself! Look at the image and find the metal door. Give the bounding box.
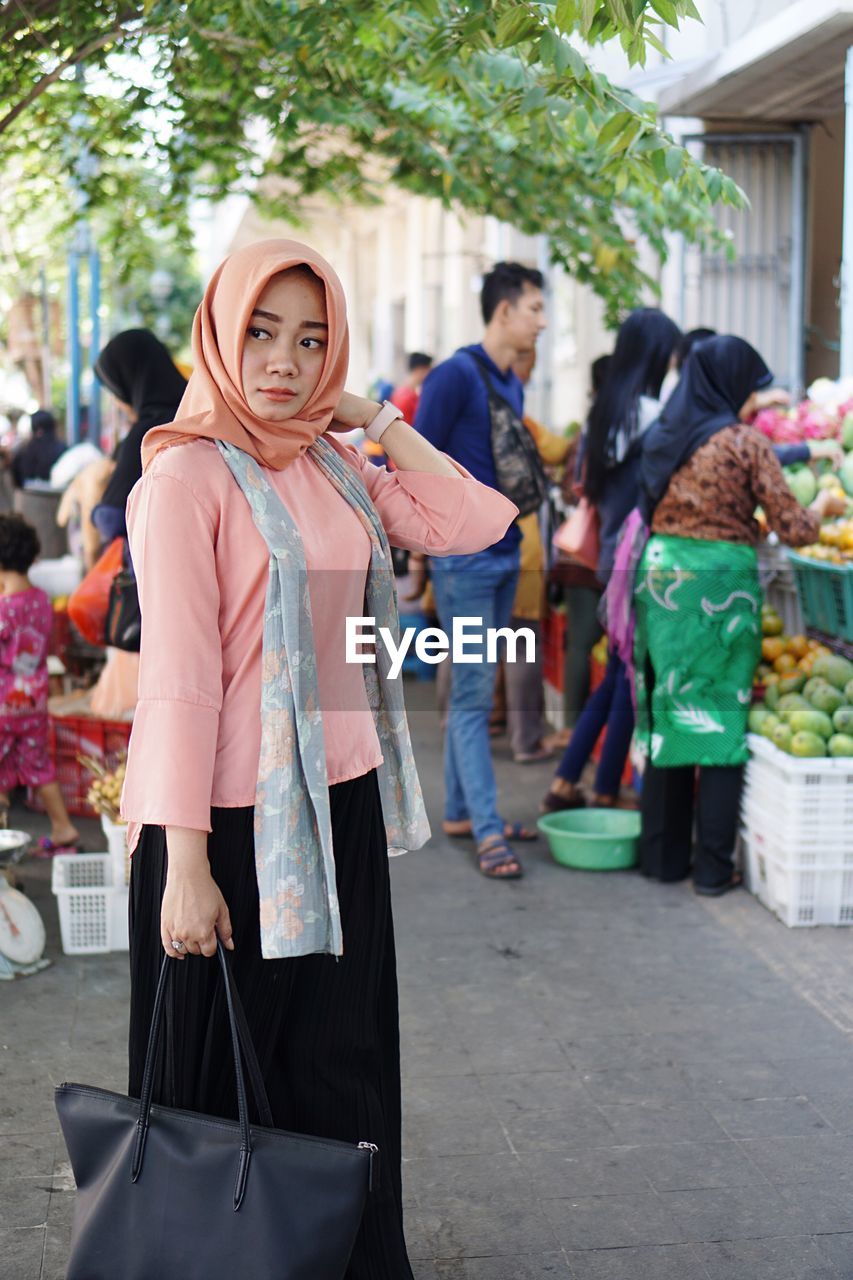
[680,132,807,392]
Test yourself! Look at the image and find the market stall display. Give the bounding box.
[741,377,853,924]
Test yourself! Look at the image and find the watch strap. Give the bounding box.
[364,400,404,444]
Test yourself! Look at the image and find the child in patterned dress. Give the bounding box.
[0,515,80,852]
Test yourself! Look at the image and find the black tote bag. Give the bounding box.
[104,537,141,652]
[55,942,376,1280]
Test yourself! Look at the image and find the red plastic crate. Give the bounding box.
[29,714,131,818]
[542,608,566,692]
[48,609,71,662]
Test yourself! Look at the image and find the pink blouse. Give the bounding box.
[120,435,517,844]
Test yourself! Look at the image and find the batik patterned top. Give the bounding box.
[651,425,820,548]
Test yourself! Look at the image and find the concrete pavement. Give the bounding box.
[2,680,853,1278]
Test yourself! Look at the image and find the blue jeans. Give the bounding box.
[430,548,520,843]
[556,652,634,798]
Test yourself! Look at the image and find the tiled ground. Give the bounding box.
[2,681,853,1279]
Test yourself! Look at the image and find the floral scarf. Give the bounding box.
[217,436,431,960]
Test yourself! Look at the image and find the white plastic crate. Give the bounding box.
[101,815,129,887]
[51,853,129,955]
[745,735,853,827]
[741,790,853,867]
[744,832,853,927]
[743,735,853,925]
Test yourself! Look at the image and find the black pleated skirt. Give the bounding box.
[128,769,413,1280]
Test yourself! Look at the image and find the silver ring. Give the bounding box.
[170,939,186,953]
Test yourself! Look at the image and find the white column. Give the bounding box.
[841,46,853,376]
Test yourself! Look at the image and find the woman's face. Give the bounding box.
[241,268,329,422]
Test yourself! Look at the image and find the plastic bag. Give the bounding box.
[67,537,123,645]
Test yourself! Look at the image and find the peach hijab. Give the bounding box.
[141,239,349,472]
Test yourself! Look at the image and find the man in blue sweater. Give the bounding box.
[415,261,547,880]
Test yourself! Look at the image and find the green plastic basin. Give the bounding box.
[537,808,641,871]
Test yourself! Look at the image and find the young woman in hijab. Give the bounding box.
[635,336,845,894]
[10,410,66,488]
[541,308,681,813]
[119,240,516,1276]
[93,329,188,542]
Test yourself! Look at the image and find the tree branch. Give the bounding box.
[0,19,133,136]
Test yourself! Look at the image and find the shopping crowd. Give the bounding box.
[2,242,844,1279]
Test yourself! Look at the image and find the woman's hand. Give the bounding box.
[161,828,234,959]
[808,439,845,469]
[328,391,382,433]
[161,867,233,959]
[810,489,848,521]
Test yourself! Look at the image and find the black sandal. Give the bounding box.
[476,838,524,880]
[695,871,743,898]
[540,788,586,815]
[445,820,538,842]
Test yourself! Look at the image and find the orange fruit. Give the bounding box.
[774,653,796,674]
[788,635,809,658]
[762,638,786,663]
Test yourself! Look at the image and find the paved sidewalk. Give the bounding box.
[3,680,853,1278]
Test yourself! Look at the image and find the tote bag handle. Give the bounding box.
[132,940,274,1210]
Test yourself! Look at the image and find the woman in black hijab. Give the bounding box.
[639,335,773,521]
[634,336,843,894]
[93,330,187,542]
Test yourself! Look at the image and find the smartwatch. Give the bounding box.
[364,400,404,444]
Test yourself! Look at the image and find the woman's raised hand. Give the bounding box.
[329,391,382,432]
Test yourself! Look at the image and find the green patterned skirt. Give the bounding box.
[634,534,762,768]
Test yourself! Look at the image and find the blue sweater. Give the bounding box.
[414,344,523,554]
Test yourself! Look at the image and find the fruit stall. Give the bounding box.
[744,377,853,926]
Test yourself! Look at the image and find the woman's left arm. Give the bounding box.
[334,393,458,476]
[331,393,518,554]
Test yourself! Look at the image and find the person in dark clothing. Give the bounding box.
[11,410,66,488]
[541,308,681,813]
[415,261,546,879]
[671,325,842,470]
[93,329,188,542]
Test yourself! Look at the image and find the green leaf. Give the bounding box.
[613,119,641,151]
[548,34,587,77]
[614,164,629,194]
[635,131,666,152]
[520,85,548,111]
[538,30,560,66]
[706,170,722,202]
[597,109,634,148]
[555,0,577,32]
[579,0,598,36]
[495,7,542,46]
[651,146,669,183]
[649,0,679,25]
[665,145,683,179]
[643,29,671,58]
